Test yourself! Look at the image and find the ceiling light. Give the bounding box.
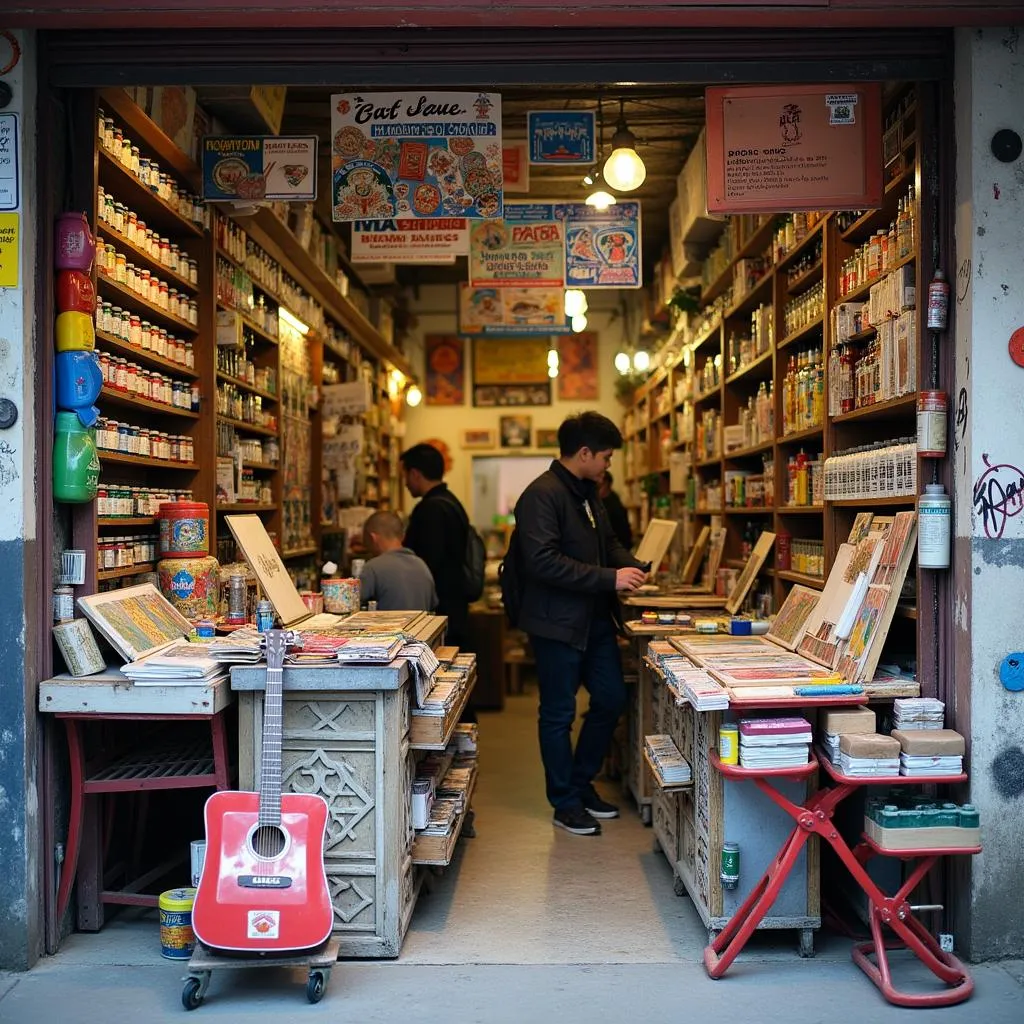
[614,351,631,375]
[571,314,588,333]
[633,350,651,372]
[602,100,647,192]
[548,366,559,379]
[547,348,559,368]
[405,384,422,408]
[586,189,617,210]
[582,172,595,187]
[278,306,310,335]
[564,289,588,318]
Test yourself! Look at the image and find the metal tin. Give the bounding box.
[227,573,248,624]
[719,723,739,766]
[256,599,275,633]
[158,888,197,960]
[195,619,215,638]
[721,842,740,890]
[53,585,75,624]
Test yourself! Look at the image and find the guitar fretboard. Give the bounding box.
[258,663,284,826]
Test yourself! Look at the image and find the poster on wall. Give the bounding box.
[556,201,642,289]
[425,335,466,405]
[468,203,566,288]
[558,332,599,401]
[330,91,503,221]
[459,283,569,336]
[704,83,883,213]
[350,217,470,262]
[473,336,551,385]
[202,135,318,201]
[528,111,596,165]
[503,143,530,193]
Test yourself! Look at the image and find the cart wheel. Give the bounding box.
[306,970,326,1004]
[182,977,204,1011]
[673,876,687,898]
[798,929,815,959]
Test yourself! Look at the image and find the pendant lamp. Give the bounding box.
[603,100,647,192]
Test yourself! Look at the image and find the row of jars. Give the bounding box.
[98,242,199,325]
[97,486,194,519]
[98,186,199,284]
[783,280,826,337]
[98,533,159,570]
[216,341,277,395]
[98,108,209,231]
[216,383,277,430]
[95,301,194,369]
[95,417,195,463]
[99,352,200,411]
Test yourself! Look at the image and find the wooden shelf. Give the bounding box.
[101,386,200,420]
[100,451,198,471]
[216,244,288,311]
[776,218,826,274]
[96,222,199,294]
[281,546,318,559]
[217,416,279,438]
[694,508,724,516]
[216,371,279,403]
[696,456,722,469]
[216,503,277,513]
[690,322,722,353]
[778,424,824,445]
[97,275,199,335]
[778,316,824,350]
[832,394,916,423]
[776,569,826,589]
[777,505,824,515]
[785,258,824,295]
[242,461,279,473]
[410,677,476,750]
[95,330,198,379]
[97,562,155,581]
[837,253,918,305]
[701,264,734,307]
[724,506,774,515]
[98,149,204,240]
[320,525,345,536]
[829,495,917,508]
[726,350,773,386]
[694,388,721,406]
[216,303,281,346]
[895,604,918,621]
[839,167,915,242]
[724,439,774,459]
[411,769,478,867]
[725,269,775,320]
[643,748,693,794]
[97,517,158,528]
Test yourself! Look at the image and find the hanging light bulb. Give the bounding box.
[603,100,647,192]
[548,365,559,379]
[614,351,631,375]
[563,289,588,318]
[633,349,651,372]
[571,314,588,333]
[405,384,423,407]
[547,348,559,368]
[586,189,617,210]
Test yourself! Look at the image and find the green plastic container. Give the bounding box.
[53,411,99,503]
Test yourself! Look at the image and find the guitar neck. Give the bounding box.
[258,662,284,826]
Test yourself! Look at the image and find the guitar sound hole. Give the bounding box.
[250,825,287,860]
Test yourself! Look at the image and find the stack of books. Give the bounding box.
[418,672,462,717]
[893,697,945,730]
[820,706,877,764]
[335,633,404,663]
[738,717,812,768]
[209,628,264,664]
[892,728,965,777]
[681,671,730,711]
[420,798,459,837]
[836,733,901,777]
[644,734,693,785]
[451,722,478,754]
[123,640,227,686]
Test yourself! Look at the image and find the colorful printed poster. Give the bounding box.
[459,283,569,336]
[473,337,551,385]
[350,217,470,262]
[469,202,565,289]
[503,143,530,193]
[528,111,596,165]
[425,335,466,406]
[330,92,503,222]
[558,332,599,401]
[555,201,642,289]
[202,136,317,201]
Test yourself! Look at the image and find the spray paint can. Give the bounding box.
[926,270,950,331]
[721,842,740,890]
[918,483,951,569]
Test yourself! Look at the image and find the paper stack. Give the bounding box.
[400,639,440,707]
[893,697,945,730]
[680,671,730,711]
[836,733,901,777]
[335,633,404,663]
[451,722,478,754]
[644,734,693,785]
[436,766,476,814]
[208,628,264,664]
[288,632,350,664]
[122,639,227,686]
[821,706,878,764]
[418,673,461,717]
[420,798,459,836]
[739,718,812,768]
[892,728,965,777]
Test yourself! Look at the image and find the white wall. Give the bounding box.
[954,25,1024,961]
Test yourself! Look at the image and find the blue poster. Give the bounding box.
[528,111,596,166]
[555,202,642,289]
[202,136,317,202]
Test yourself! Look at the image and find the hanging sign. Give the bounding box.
[201,135,318,201]
[528,111,596,166]
[469,202,565,288]
[704,83,883,213]
[350,217,470,262]
[0,114,19,211]
[459,283,569,336]
[556,200,642,289]
[503,143,530,193]
[330,91,503,221]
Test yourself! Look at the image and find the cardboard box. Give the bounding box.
[823,706,877,734]
[892,729,966,756]
[840,733,901,758]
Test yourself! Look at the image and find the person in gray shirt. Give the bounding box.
[359,511,438,612]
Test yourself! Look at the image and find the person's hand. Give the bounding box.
[615,567,647,592]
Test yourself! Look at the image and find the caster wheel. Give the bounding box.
[307,971,326,1004]
[673,877,687,898]
[182,977,204,1011]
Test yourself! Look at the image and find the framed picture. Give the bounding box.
[473,337,550,385]
[499,415,532,449]
[425,335,465,406]
[461,428,496,450]
[535,428,559,449]
[473,383,552,407]
[558,332,599,400]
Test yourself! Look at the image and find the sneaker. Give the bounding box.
[582,787,620,819]
[553,805,602,836]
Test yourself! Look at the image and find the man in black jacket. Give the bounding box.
[513,412,648,836]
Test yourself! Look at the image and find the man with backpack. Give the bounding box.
[504,413,649,837]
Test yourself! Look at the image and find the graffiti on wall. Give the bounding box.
[973,454,1024,539]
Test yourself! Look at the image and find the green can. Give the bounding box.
[721,842,740,890]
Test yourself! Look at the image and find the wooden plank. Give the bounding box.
[40,672,233,716]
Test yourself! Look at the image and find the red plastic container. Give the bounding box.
[56,269,97,315]
[158,502,210,558]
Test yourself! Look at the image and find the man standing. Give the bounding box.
[359,510,437,613]
[512,412,649,836]
[599,471,633,551]
[400,443,471,650]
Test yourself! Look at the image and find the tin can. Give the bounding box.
[256,599,275,633]
[158,887,196,960]
[917,390,948,458]
[53,585,75,624]
[719,723,739,765]
[721,842,740,890]
[195,620,215,639]
[227,573,247,624]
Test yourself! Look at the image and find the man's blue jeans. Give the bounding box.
[529,618,628,811]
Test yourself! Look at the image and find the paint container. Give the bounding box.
[918,484,951,569]
[641,611,659,624]
[159,887,197,960]
[256,599,275,633]
[158,501,210,558]
[719,724,739,765]
[658,612,675,625]
[157,555,220,619]
[721,842,740,891]
[53,586,75,624]
[195,620,215,639]
[322,577,360,614]
[917,391,948,458]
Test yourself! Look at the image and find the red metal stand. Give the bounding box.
[704,748,979,1007]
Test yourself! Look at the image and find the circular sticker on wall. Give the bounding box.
[1009,327,1024,368]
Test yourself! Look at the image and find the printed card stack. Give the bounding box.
[644,735,693,785]
[335,633,404,663]
[892,728,965,777]
[837,733,902,777]
[820,706,878,764]
[893,697,946,730]
[738,717,812,768]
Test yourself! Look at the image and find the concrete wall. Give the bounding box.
[0,29,42,970]
[953,25,1024,961]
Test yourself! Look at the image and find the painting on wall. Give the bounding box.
[473,337,550,385]
[499,415,533,448]
[425,335,465,406]
[535,428,559,449]
[461,428,497,450]
[558,331,599,401]
[473,383,552,407]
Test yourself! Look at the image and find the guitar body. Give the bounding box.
[193,789,333,954]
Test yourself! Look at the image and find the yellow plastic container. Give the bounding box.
[159,887,197,960]
[55,310,96,352]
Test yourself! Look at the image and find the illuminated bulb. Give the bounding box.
[563,289,588,318]
[585,189,616,210]
[582,173,595,186]
[547,348,559,368]
[633,350,651,372]
[614,351,631,374]
[405,385,422,407]
[571,314,588,333]
[603,119,647,192]
[548,366,558,379]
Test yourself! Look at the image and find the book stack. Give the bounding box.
[420,798,459,837]
[209,627,264,664]
[335,633,404,663]
[123,640,227,686]
[892,729,965,777]
[418,671,462,717]
[681,671,730,711]
[893,697,945,730]
[820,706,878,764]
[400,639,440,706]
[738,717,812,768]
[451,722,478,754]
[836,734,901,777]
[644,734,693,786]
[288,632,350,664]
[436,765,476,814]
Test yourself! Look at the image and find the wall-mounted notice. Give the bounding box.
[705,83,882,213]
[469,202,565,288]
[350,217,470,262]
[202,135,317,201]
[459,283,569,336]
[0,114,20,211]
[528,111,596,166]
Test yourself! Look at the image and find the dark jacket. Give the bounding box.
[514,461,646,650]
[602,488,633,551]
[403,483,470,644]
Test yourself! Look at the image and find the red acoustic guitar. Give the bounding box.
[193,629,333,954]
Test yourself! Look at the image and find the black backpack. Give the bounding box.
[498,527,523,627]
[439,491,486,602]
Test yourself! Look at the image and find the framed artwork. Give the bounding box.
[499,415,532,449]
[425,335,465,405]
[767,584,821,651]
[461,428,496,450]
[535,428,559,449]
[473,383,552,407]
[473,337,549,385]
[558,332,599,401]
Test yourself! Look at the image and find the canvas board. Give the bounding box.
[634,518,678,575]
[725,531,776,615]
[77,583,193,663]
[680,525,710,585]
[767,584,821,651]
